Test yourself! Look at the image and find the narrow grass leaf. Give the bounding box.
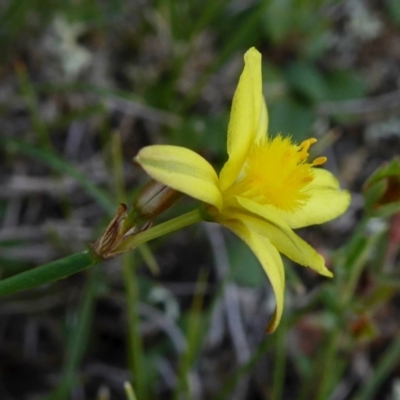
[45,267,102,400]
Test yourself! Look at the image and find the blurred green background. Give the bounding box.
[1,0,400,399]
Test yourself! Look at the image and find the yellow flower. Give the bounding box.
[134,47,351,332]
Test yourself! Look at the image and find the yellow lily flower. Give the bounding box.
[134,47,351,332]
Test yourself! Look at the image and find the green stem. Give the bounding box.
[116,209,204,253]
[0,210,204,297]
[111,131,147,397]
[46,268,101,400]
[173,271,208,400]
[271,317,287,400]
[0,249,101,297]
[124,382,138,400]
[123,254,147,398]
[314,329,342,400]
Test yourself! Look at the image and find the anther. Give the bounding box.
[312,156,327,166]
[299,138,318,159]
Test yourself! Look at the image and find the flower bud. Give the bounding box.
[133,180,182,220]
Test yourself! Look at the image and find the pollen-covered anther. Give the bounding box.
[312,156,327,166]
[298,138,318,160]
[298,138,328,167]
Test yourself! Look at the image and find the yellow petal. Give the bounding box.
[256,98,268,142]
[224,196,333,277]
[219,47,263,192]
[276,169,351,229]
[135,145,223,211]
[311,168,341,189]
[222,218,284,332]
[284,188,350,229]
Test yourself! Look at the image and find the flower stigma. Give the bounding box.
[228,135,327,212]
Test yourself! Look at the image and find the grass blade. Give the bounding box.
[45,267,102,400]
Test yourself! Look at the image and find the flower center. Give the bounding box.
[238,135,326,212]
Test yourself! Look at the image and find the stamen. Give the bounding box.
[299,138,317,160]
[312,156,327,166]
[241,135,328,212]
